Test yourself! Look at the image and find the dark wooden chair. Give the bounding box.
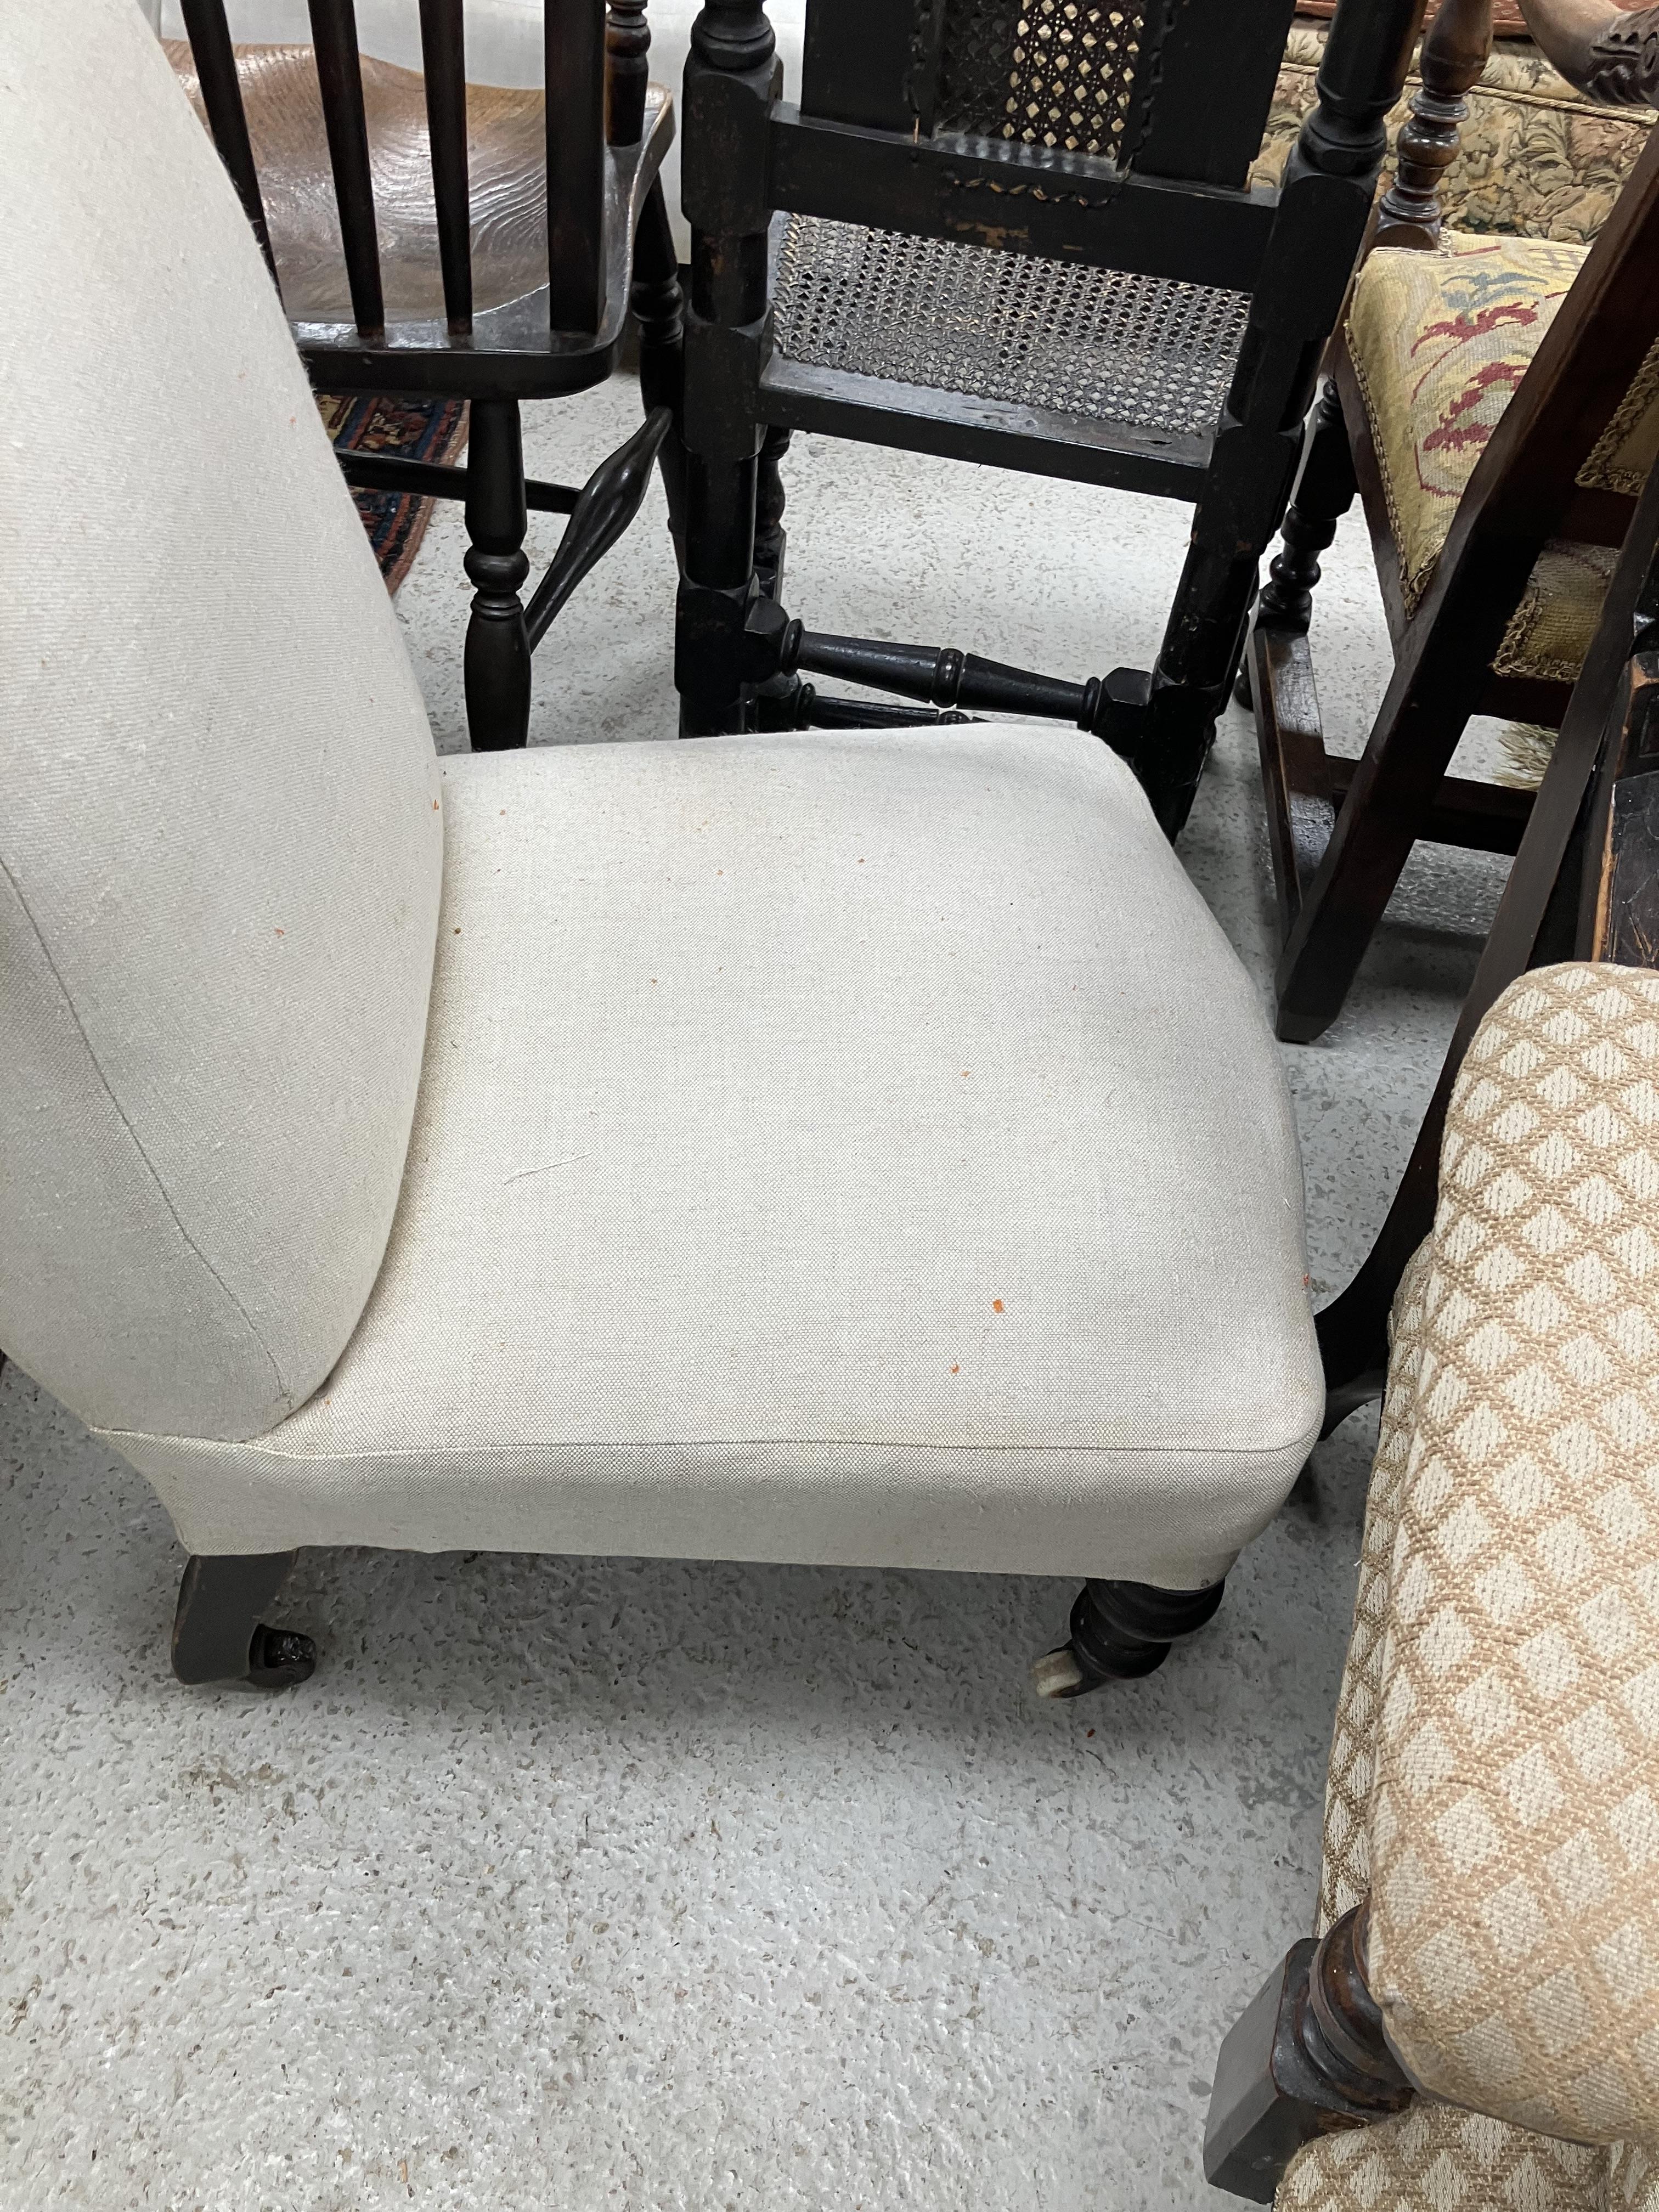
[176,0,686,749]
[1245,0,1659,1041]
[1202,449,1659,2208]
[671,0,1432,836]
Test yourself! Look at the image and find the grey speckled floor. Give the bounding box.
[2,377,1511,2211]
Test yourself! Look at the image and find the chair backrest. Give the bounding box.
[798,0,1299,191]
[0,0,444,1446]
[177,0,651,342]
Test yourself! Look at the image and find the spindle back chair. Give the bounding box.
[673,0,1431,835]
[176,0,683,748]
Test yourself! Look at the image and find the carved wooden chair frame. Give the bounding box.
[673,0,1436,838]
[1245,0,1659,1042]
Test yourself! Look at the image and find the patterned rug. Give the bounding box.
[315,393,470,593]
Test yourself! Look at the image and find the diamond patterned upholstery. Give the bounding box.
[1279,965,1659,2212]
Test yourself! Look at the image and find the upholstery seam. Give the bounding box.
[0,849,294,1412]
[91,1429,1322,1462]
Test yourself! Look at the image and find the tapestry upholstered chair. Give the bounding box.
[168,0,685,751]
[672,0,1434,839]
[1,0,1323,1697]
[1244,0,1659,1044]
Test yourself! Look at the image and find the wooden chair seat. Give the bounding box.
[166,41,669,325]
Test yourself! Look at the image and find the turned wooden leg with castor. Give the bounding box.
[1204,1901,1415,2202]
[172,1553,317,1689]
[1031,1576,1226,1697]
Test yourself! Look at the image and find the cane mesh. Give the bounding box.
[771,213,1249,438]
[933,0,1150,159]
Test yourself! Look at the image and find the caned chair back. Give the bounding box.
[0,0,443,1447]
[799,0,1299,189]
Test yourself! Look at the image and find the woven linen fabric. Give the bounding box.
[1365,964,1659,2147]
[1253,26,1654,244]
[103,729,1323,1582]
[0,1,444,1442]
[1345,235,1656,678]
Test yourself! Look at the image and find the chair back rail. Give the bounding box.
[179,0,276,279]
[309,0,385,337]
[800,0,1300,190]
[179,0,635,344]
[417,0,472,332]
[546,0,607,333]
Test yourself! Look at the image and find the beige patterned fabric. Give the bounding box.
[1254,28,1654,245]
[1368,965,1659,2147]
[1279,965,1659,2212]
[1280,2107,1609,2212]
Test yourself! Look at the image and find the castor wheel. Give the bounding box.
[172,1551,317,1689]
[246,1624,318,1689]
[1032,1576,1226,1698]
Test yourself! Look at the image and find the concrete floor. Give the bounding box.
[1,379,1509,2210]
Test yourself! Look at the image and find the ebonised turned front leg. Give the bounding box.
[1031,1576,1226,1697]
[172,1553,316,1689]
[675,0,777,735]
[463,396,533,750]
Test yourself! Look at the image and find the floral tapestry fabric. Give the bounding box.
[1345,234,1658,679]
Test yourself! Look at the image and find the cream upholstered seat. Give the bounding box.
[104,729,1319,1584]
[1,1,1320,1674]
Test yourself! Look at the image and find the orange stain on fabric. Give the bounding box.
[992,1299,1004,1312]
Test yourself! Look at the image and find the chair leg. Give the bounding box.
[1239,377,1356,712]
[463,396,532,751]
[1204,1903,1413,2203]
[1272,636,1486,1043]
[1249,381,1360,937]
[675,9,774,738]
[754,426,792,600]
[1130,411,1311,839]
[1031,1576,1226,1698]
[630,175,686,551]
[171,1553,316,1689]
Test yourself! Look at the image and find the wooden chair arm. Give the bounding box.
[1516,0,1659,103]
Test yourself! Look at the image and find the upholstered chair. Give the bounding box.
[1,0,1322,1695]
[1206,963,1659,2206]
